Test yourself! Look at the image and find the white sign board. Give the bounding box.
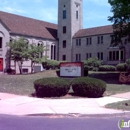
[60,62,83,77]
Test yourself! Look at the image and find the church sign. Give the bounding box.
[60,62,84,77]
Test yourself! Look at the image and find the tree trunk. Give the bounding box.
[18,61,22,74]
[14,61,16,74]
[31,61,33,73]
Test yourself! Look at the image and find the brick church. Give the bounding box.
[0,0,130,73]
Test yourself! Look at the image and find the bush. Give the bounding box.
[126,58,130,66]
[42,60,60,70]
[99,65,116,71]
[56,69,60,77]
[71,77,106,98]
[83,57,103,71]
[84,65,93,71]
[42,60,67,70]
[126,59,130,72]
[6,68,16,74]
[34,77,70,97]
[116,63,127,71]
[7,68,12,73]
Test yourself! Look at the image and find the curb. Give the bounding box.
[26,112,130,118]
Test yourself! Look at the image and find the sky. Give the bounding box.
[0,0,113,28]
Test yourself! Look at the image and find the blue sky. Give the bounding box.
[0,0,113,28]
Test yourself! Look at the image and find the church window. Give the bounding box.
[76,39,81,46]
[109,50,124,61]
[0,38,2,48]
[63,10,66,19]
[63,26,66,33]
[97,36,103,44]
[76,54,81,61]
[76,11,78,19]
[62,55,66,61]
[86,37,92,45]
[121,50,124,60]
[98,36,100,44]
[63,40,66,48]
[86,53,92,60]
[97,52,103,60]
[101,36,103,43]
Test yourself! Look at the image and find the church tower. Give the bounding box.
[58,0,83,61]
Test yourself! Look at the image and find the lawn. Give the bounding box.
[88,71,130,96]
[0,70,57,96]
[105,100,130,111]
[0,70,130,97]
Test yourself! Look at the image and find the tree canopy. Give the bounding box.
[7,37,46,74]
[108,0,130,44]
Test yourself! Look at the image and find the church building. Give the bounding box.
[0,0,130,73]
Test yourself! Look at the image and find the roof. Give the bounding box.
[0,11,58,40]
[74,25,114,38]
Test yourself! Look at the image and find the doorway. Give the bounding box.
[0,58,3,71]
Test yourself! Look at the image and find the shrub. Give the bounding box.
[42,60,67,70]
[126,58,130,66]
[84,65,93,71]
[6,68,16,74]
[126,59,130,72]
[99,65,116,71]
[83,57,103,71]
[116,63,127,71]
[7,68,12,74]
[71,77,106,98]
[34,77,70,97]
[42,60,60,70]
[56,69,60,77]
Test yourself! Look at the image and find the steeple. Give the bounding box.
[58,0,83,61]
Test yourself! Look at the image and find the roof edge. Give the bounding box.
[10,33,58,41]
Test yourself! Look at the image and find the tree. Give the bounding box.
[7,37,29,74]
[108,0,130,45]
[7,37,46,74]
[28,44,46,73]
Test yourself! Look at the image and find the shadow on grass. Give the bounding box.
[68,92,103,98]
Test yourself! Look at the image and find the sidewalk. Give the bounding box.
[0,92,130,116]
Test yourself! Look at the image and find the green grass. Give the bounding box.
[0,70,130,97]
[104,84,130,96]
[88,71,130,96]
[105,100,130,111]
[0,70,57,96]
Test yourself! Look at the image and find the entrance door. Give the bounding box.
[0,58,3,71]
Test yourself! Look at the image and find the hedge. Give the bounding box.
[42,60,60,70]
[83,58,103,67]
[34,77,70,97]
[116,63,127,72]
[42,60,67,70]
[99,65,116,71]
[71,77,106,98]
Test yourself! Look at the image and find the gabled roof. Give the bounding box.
[0,11,58,40]
[74,25,114,38]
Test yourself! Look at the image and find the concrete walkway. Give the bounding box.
[0,92,130,116]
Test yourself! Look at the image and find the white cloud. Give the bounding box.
[40,8,57,23]
[3,7,26,14]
